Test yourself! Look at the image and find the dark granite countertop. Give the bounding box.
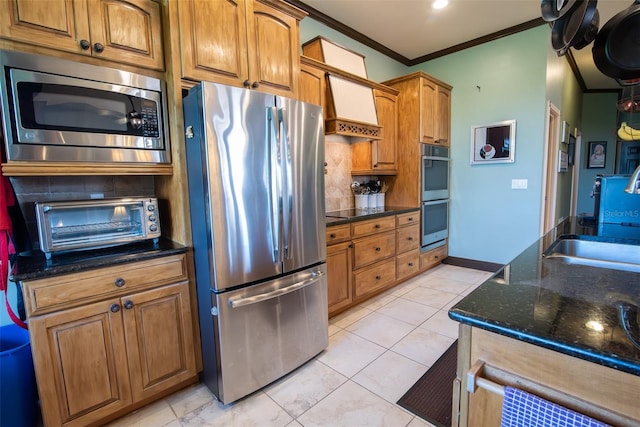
[10,237,188,282]
[449,217,640,376]
[326,206,419,226]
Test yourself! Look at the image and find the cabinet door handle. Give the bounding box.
[408,262,414,267]
[251,81,259,89]
[434,255,439,259]
[408,217,414,221]
[80,39,91,50]
[93,42,104,53]
[110,303,120,313]
[243,80,251,88]
[375,247,381,252]
[408,237,414,241]
[375,275,381,280]
[375,224,381,229]
[123,300,134,310]
[330,233,336,238]
[114,278,126,287]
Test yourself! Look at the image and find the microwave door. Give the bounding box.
[8,68,164,149]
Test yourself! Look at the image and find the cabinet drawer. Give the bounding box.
[352,231,396,269]
[23,254,188,316]
[326,224,351,244]
[397,249,420,280]
[351,216,395,238]
[396,224,420,253]
[354,258,396,298]
[396,211,420,227]
[420,244,448,271]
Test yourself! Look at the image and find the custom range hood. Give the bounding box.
[302,37,381,141]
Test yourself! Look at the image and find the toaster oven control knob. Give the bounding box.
[148,214,157,222]
[147,204,156,212]
[149,224,158,232]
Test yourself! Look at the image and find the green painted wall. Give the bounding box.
[577,93,619,215]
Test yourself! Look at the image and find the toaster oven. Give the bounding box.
[35,197,161,257]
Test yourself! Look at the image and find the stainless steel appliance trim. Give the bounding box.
[228,270,325,308]
[0,49,170,163]
[280,107,294,260]
[268,106,281,263]
[35,197,160,254]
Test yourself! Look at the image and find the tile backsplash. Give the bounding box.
[9,175,155,251]
[324,137,353,212]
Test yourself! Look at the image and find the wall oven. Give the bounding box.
[422,199,448,249]
[421,144,449,250]
[422,144,449,200]
[0,49,170,163]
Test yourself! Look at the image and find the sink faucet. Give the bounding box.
[625,164,640,194]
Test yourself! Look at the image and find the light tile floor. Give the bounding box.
[105,264,493,427]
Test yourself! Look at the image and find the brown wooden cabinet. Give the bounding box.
[455,325,640,427]
[327,212,426,317]
[419,77,451,146]
[395,212,420,280]
[299,59,326,109]
[351,88,398,175]
[383,71,452,208]
[420,243,448,271]
[178,0,305,97]
[326,224,352,316]
[23,254,197,427]
[0,0,164,70]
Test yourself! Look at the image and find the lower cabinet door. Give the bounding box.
[122,281,197,402]
[29,299,132,427]
[327,241,353,315]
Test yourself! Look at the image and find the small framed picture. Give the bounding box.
[561,121,571,144]
[587,141,606,169]
[470,120,516,165]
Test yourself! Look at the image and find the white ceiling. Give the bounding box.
[297,0,634,91]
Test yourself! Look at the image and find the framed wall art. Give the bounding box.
[587,141,606,169]
[470,120,516,165]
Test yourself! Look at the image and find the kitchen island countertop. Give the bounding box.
[449,217,640,376]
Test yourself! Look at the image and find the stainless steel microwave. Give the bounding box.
[35,197,161,257]
[0,49,170,163]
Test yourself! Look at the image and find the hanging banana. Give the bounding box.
[618,122,640,141]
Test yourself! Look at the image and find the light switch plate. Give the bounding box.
[511,179,528,189]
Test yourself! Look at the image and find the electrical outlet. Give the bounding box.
[511,179,528,190]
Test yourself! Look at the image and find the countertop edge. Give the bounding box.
[449,310,640,377]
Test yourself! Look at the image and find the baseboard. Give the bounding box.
[442,256,503,273]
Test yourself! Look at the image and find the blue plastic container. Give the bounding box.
[0,323,38,427]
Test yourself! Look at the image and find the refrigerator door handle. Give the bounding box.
[228,270,326,308]
[268,107,282,262]
[278,108,293,260]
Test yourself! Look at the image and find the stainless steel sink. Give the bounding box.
[543,236,640,273]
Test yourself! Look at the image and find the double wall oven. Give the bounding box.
[421,144,449,250]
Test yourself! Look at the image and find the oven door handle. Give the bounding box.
[228,270,326,308]
[423,199,449,206]
[422,155,449,162]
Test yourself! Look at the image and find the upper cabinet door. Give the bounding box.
[299,61,326,107]
[0,0,91,53]
[372,89,398,172]
[88,0,164,70]
[179,0,304,97]
[178,0,249,86]
[0,0,164,70]
[419,78,437,144]
[248,0,299,96]
[435,86,451,146]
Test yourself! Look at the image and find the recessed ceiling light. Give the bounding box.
[433,0,448,10]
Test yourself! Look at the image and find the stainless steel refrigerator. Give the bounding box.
[183,81,328,404]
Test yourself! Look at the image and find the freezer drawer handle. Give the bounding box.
[228,270,326,308]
